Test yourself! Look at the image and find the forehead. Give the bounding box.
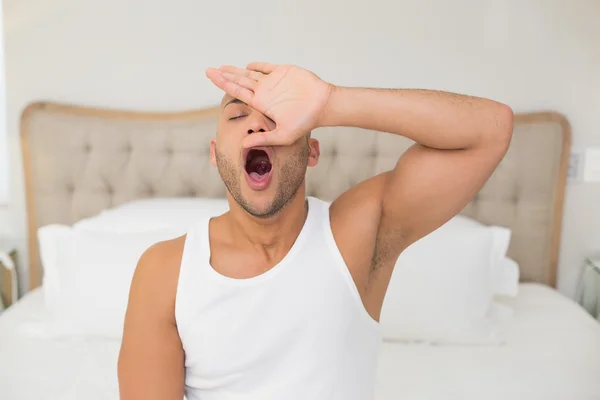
[220,94,232,107]
[220,94,245,108]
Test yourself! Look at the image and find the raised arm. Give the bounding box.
[206,62,512,249]
[205,62,513,319]
[320,87,512,319]
[118,239,185,400]
[322,87,513,248]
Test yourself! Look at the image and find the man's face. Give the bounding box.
[210,95,320,219]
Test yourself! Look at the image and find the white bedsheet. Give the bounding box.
[0,289,121,400]
[375,283,600,400]
[1,284,599,400]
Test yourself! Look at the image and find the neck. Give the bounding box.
[225,190,308,249]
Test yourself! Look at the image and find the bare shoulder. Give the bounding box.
[329,172,389,292]
[127,235,187,320]
[119,236,187,399]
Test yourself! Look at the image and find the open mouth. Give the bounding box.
[244,148,273,181]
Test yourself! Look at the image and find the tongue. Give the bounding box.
[249,172,268,181]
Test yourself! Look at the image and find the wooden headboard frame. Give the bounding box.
[20,101,571,291]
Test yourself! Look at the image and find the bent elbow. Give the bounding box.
[498,103,514,141]
[488,103,514,152]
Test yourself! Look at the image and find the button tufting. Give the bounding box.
[84,143,92,153]
[511,184,520,203]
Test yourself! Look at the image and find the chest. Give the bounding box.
[179,261,358,377]
[209,243,285,280]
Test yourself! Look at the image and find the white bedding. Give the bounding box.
[375,284,600,400]
[1,284,599,400]
[0,289,120,400]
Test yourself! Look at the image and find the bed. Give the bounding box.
[0,101,599,399]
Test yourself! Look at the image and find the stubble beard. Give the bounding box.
[214,144,309,219]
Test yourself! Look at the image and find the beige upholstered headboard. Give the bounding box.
[21,101,571,291]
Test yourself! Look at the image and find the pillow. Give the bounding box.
[37,224,73,313]
[380,218,502,345]
[74,197,230,233]
[495,257,520,297]
[37,198,230,315]
[47,228,180,338]
[442,216,515,296]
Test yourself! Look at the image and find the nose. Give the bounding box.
[246,112,271,135]
[247,128,266,135]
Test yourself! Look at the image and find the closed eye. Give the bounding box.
[229,115,247,121]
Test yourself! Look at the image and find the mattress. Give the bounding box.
[1,284,599,400]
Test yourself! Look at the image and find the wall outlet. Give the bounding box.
[583,148,600,182]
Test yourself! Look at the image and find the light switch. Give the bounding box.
[582,148,600,182]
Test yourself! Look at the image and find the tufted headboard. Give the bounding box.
[21,101,570,291]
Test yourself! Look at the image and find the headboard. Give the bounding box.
[21,101,571,291]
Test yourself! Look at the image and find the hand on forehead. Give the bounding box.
[220,94,269,120]
[208,62,326,148]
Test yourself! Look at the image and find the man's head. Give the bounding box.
[210,95,320,219]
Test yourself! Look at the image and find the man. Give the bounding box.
[118,62,513,399]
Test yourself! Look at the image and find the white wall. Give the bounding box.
[1,0,599,296]
[0,0,8,206]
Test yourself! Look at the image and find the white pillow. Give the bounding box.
[380,217,503,345]
[442,216,516,296]
[48,228,180,338]
[495,257,520,297]
[37,198,230,316]
[37,224,73,312]
[74,197,230,233]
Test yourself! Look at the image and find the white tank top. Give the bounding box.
[176,196,382,400]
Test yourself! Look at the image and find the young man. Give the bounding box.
[118,63,513,399]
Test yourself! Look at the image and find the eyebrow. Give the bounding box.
[223,98,246,109]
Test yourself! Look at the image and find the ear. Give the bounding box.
[210,139,217,166]
[307,138,320,167]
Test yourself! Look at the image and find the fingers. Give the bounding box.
[218,65,264,81]
[206,68,254,105]
[242,130,292,148]
[246,62,277,74]
[220,71,256,91]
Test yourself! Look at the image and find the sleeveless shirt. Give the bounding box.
[175,197,381,400]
